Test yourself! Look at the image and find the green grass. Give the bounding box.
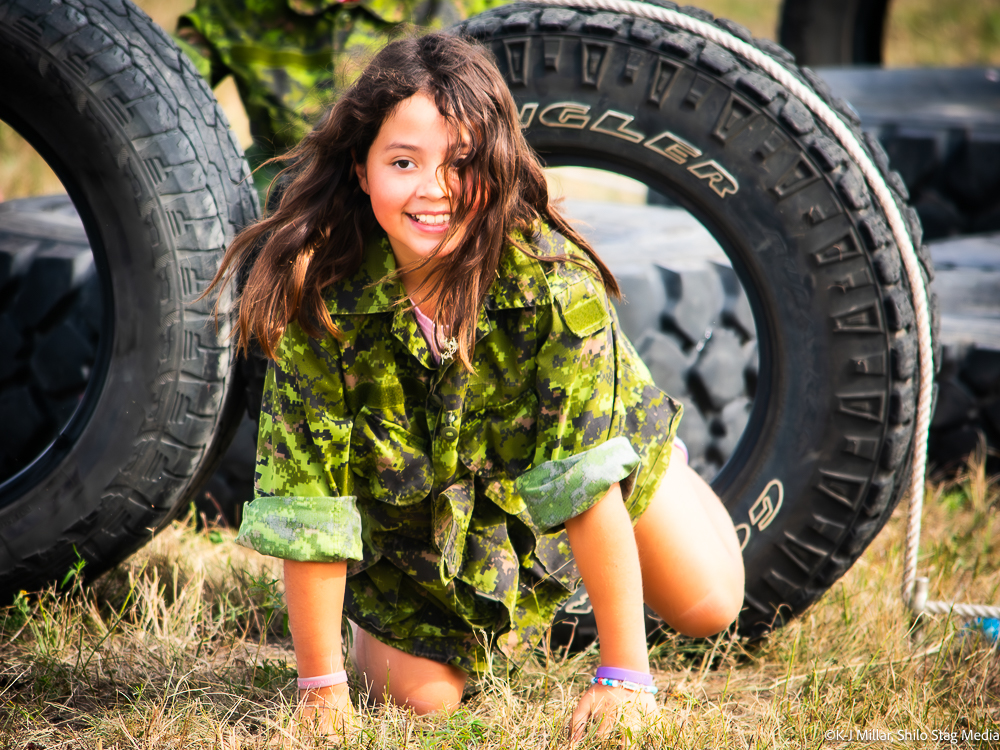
[2,461,999,749]
[885,0,1000,67]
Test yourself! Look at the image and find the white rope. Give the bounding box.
[525,0,968,616]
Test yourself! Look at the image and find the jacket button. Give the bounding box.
[441,426,459,441]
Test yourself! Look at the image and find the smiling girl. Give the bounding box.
[207,32,745,741]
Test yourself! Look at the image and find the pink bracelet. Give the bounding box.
[297,670,348,690]
[672,437,689,465]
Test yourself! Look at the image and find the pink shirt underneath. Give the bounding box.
[412,305,441,365]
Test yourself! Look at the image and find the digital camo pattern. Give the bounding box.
[515,436,640,532]
[239,225,682,673]
[175,0,508,162]
[238,495,363,561]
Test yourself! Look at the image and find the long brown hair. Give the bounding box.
[206,32,619,366]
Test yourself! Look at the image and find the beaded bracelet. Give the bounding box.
[297,670,348,690]
[592,666,658,694]
[591,677,659,694]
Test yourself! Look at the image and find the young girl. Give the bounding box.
[209,32,745,740]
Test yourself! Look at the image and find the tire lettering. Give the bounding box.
[749,479,783,530]
[527,102,740,197]
[589,110,644,143]
[735,523,751,551]
[517,102,539,129]
[644,130,702,165]
[687,160,739,197]
[737,479,784,551]
[539,101,591,129]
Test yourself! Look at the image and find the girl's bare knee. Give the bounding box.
[351,625,466,714]
[669,586,744,638]
[401,682,464,715]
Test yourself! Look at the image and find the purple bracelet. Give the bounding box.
[297,670,348,690]
[595,666,654,686]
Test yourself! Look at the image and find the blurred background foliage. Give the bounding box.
[2,0,1000,201]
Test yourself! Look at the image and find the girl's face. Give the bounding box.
[356,92,465,272]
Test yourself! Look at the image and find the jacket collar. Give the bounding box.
[324,230,554,317]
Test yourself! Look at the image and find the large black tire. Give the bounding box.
[818,67,1000,242]
[557,198,758,480]
[0,196,99,481]
[926,232,1000,471]
[455,1,934,639]
[778,0,889,66]
[0,0,258,598]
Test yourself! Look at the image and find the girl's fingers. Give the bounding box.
[569,686,659,747]
[568,692,593,745]
[295,683,357,737]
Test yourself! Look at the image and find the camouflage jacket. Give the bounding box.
[176,0,507,155]
[235,226,682,667]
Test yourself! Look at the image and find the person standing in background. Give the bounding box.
[175,0,507,203]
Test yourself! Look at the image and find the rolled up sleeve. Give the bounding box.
[237,324,360,561]
[515,436,640,532]
[516,259,650,532]
[237,495,362,562]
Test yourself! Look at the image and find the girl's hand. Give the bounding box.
[569,683,659,747]
[295,683,357,738]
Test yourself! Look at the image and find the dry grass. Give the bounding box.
[2,456,1000,749]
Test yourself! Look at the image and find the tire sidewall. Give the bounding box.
[465,4,918,633]
[0,0,254,591]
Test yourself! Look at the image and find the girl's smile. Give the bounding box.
[356,92,464,288]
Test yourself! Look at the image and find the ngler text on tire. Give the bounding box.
[455,1,935,638]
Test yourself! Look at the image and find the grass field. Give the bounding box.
[2,1,1000,746]
[1,454,999,748]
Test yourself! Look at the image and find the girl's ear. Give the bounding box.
[355,161,370,195]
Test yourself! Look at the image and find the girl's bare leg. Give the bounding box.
[350,624,467,714]
[633,459,745,637]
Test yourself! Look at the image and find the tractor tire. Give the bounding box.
[0,196,98,481]
[455,0,935,640]
[817,67,1000,242]
[926,232,1000,472]
[0,0,258,598]
[778,0,889,66]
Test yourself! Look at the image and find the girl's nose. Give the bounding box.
[418,166,449,201]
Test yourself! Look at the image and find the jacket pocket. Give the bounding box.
[350,405,433,506]
[457,388,538,481]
